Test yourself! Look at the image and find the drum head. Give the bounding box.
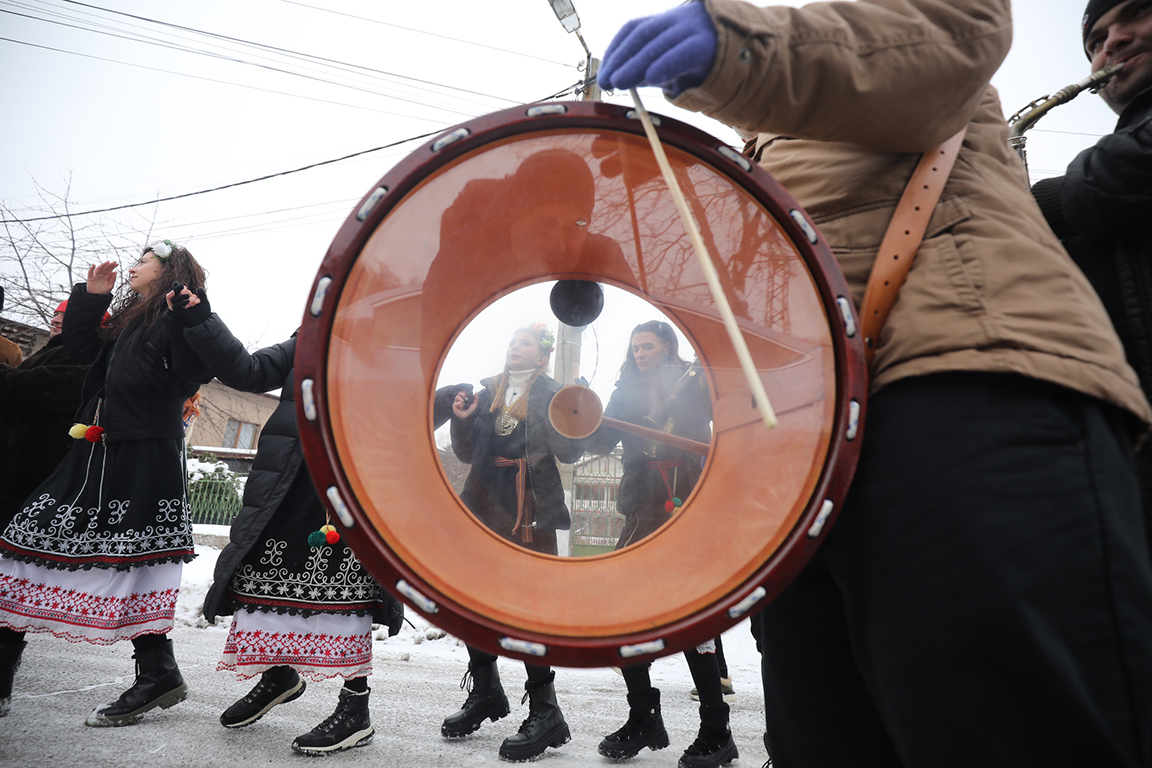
[295,101,867,667]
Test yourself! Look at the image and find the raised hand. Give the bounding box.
[85,261,119,295]
[598,1,717,95]
[169,287,211,327]
[453,390,478,419]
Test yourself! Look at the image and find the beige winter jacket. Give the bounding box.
[673,0,1152,428]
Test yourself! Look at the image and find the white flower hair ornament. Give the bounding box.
[150,239,176,260]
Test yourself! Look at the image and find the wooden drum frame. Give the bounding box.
[295,101,868,667]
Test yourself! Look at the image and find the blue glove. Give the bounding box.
[598,1,718,96]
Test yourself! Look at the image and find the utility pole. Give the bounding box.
[583,56,601,101]
[545,0,598,556]
[545,0,600,102]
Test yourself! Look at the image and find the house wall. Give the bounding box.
[187,379,279,451]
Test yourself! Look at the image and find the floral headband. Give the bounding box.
[149,239,177,260]
[528,322,555,354]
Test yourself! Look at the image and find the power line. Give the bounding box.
[0,75,583,227]
[1029,128,1108,138]
[0,131,442,224]
[278,0,578,70]
[0,6,481,118]
[0,34,463,120]
[53,0,523,109]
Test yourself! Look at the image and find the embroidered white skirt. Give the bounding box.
[218,608,373,682]
[0,557,181,644]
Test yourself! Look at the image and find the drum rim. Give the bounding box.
[295,100,868,667]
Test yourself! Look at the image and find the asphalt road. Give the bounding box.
[0,620,770,768]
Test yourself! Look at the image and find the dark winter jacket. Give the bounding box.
[0,334,90,526]
[1032,87,1152,397]
[587,360,711,528]
[185,315,402,632]
[60,284,212,441]
[450,373,584,533]
[1032,86,1152,549]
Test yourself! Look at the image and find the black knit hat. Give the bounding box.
[1083,0,1127,55]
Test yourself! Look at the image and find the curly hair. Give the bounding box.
[101,242,207,342]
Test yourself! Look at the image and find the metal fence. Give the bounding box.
[188,473,246,526]
[570,452,625,556]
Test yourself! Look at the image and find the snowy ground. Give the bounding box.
[0,536,770,768]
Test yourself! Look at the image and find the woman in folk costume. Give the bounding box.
[173,290,403,756]
[442,323,585,762]
[584,320,735,768]
[0,241,212,724]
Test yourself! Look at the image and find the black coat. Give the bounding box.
[1033,86,1152,550]
[1032,87,1152,396]
[185,315,402,632]
[450,373,584,533]
[60,284,212,441]
[586,360,711,538]
[0,335,89,526]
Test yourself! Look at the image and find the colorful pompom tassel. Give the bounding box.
[308,524,341,548]
[69,423,105,442]
[665,497,684,514]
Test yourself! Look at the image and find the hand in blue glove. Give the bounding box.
[598,1,718,96]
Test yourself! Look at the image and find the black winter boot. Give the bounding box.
[499,672,571,762]
[678,701,738,768]
[441,660,510,737]
[219,665,306,728]
[598,686,670,758]
[0,640,26,717]
[292,686,374,755]
[85,639,187,727]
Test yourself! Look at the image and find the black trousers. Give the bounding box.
[757,372,1152,768]
[466,645,551,684]
[621,646,727,715]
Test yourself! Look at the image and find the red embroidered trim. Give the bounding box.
[219,627,373,682]
[0,574,177,636]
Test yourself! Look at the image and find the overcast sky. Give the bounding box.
[0,0,1123,363]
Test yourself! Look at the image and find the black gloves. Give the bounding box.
[169,282,211,327]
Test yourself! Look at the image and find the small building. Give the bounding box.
[570,449,625,556]
[187,379,279,473]
[0,316,50,360]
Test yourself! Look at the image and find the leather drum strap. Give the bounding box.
[860,128,967,367]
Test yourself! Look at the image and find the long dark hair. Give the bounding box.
[101,242,207,342]
[620,320,689,378]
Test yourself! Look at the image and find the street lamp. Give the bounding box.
[545,0,599,100]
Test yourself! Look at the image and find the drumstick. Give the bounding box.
[600,416,711,457]
[628,89,778,429]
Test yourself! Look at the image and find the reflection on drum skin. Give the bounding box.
[419,148,631,382]
[442,324,580,760]
[583,320,712,550]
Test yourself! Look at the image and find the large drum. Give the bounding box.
[295,101,867,667]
